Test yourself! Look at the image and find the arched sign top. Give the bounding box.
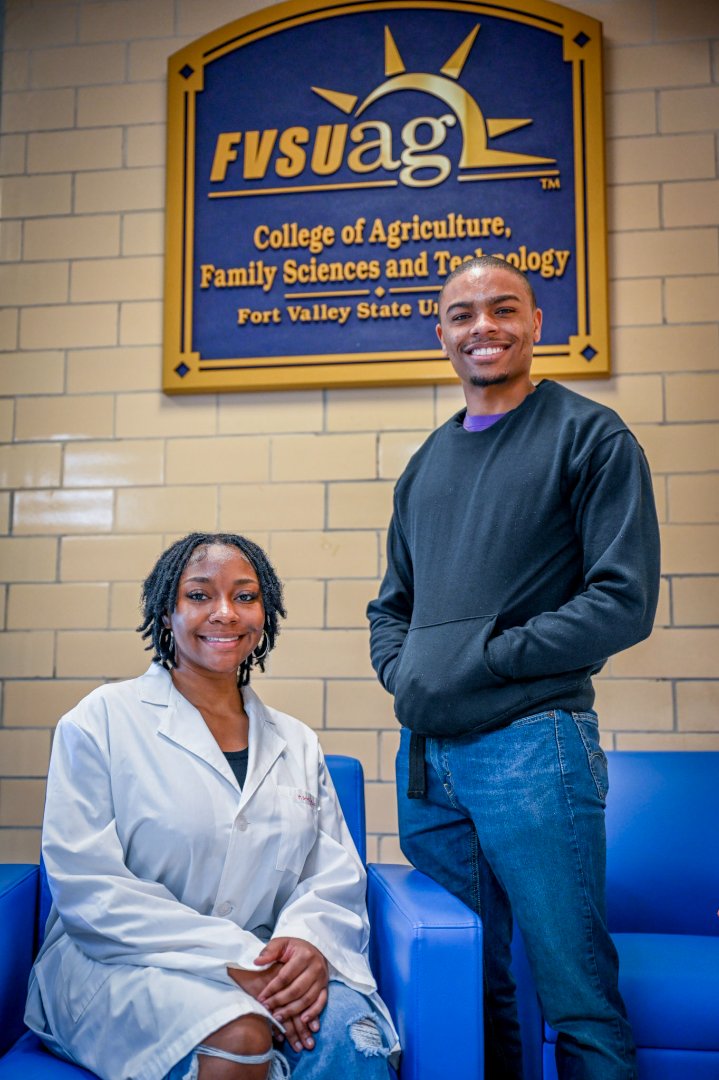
[164,0,608,393]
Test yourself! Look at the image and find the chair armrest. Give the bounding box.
[367,864,483,1080]
[0,865,39,1055]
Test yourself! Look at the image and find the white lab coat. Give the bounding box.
[25,663,397,1080]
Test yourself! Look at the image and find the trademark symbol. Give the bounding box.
[541,177,561,190]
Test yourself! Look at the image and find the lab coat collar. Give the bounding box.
[137,664,286,801]
[137,661,174,707]
[240,684,287,806]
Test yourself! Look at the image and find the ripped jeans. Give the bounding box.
[166,981,394,1080]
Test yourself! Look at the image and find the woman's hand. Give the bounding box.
[255,937,329,1051]
[278,1008,325,1054]
[228,962,280,1002]
[228,937,328,1051]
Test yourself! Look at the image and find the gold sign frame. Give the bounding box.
[164,0,609,392]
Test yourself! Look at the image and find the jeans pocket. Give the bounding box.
[571,711,608,802]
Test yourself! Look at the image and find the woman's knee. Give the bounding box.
[207,1013,273,1056]
[198,1014,273,1079]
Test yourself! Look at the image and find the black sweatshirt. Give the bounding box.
[367,380,661,737]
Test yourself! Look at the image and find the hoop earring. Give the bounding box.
[252,631,269,662]
[159,627,176,665]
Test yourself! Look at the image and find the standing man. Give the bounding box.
[367,256,660,1079]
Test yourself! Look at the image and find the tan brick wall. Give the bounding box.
[1,0,717,862]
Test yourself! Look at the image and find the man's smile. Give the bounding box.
[465,344,508,357]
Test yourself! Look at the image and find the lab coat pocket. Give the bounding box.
[275,785,319,876]
[59,938,114,1023]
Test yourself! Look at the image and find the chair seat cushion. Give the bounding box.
[0,1032,96,1079]
[546,933,719,1051]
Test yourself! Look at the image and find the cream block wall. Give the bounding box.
[1,0,718,862]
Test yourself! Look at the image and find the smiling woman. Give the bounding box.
[24,533,398,1080]
[140,533,283,682]
[141,535,280,755]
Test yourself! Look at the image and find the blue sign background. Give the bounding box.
[190,6,576,363]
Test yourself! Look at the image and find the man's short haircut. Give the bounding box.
[438,255,537,311]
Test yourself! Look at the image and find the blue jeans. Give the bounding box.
[397,710,637,1080]
[281,982,394,1079]
[166,981,394,1079]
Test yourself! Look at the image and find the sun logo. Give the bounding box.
[207,24,557,192]
[312,25,555,175]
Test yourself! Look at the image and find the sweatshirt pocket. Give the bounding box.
[393,614,529,736]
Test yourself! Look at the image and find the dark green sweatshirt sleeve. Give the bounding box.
[367,509,414,695]
[485,430,660,681]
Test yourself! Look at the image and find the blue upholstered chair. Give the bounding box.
[0,755,483,1080]
[3,751,716,1079]
[515,751,719,1080]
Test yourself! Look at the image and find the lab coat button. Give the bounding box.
[237,816,248,831]
[217,902,233,916]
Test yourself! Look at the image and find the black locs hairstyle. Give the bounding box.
[137,532,286,686]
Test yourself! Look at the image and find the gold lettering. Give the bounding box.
[356,300,413,319]
[385,251,429,279]
[286,303,352,325]
[276,127,309,178]
[210,133,241,182]
[283,257,381,286]
[368,214,510,251]
[254,222,335,255]
[499,246,571,279]
[433,250,474,276]
[399,116,452,188]
[368,218,388,245]
[311,124,348,176]
[200,261,277,293]
[347,122,399,174]
[237,307,282,325]
[242,130,278,180]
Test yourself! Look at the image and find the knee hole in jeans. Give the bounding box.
[349,1016,389,1059]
